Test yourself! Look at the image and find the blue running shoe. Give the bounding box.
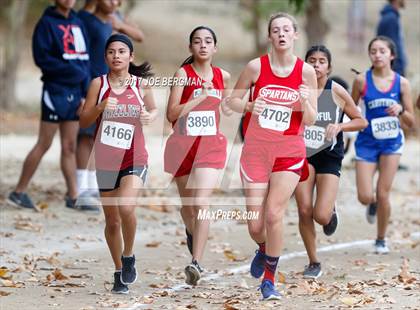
[7,192,35,209]
[250,250,265,278]
[259,279,282,301]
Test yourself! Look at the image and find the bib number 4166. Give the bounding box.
[100,121,134,149]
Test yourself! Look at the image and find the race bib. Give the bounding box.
[258,105,292,132]
[304,125,325,149]
[371,116,399,140]
[186,110,216,136]
[100,121,134,149]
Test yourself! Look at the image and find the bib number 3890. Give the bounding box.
[258,105,292,132]
[100,121,134,149]
[186,110,216,136]
[371,116,399,140]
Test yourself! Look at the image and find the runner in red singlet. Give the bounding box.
[164,26,231,286]
[227,13,317,300]
[80,34,157,294]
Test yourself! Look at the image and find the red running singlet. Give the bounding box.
[164,64,227,177]
[94,75,148,171]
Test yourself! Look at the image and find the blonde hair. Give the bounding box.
[268,12,298,34]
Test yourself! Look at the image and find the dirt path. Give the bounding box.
[0,135,419,310]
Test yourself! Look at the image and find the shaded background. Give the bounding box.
[0,0,419,133]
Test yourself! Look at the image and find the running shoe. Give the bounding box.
[186,229,193,255]
[111,271,129,294]
[259,279,282,301]
[121,255,138,284]
[7,192,35,209]
[250,249,265,278]
[374,239,389,254]
[323,206,339,236]
[184,260,202,286]
[303,262,322,279]
[65,195,100,212]
[366,202,377,224]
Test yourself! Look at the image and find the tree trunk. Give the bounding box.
[0,0,29,110]
[304,0,329,50]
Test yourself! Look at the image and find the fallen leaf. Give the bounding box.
[0,268,9,279]
[34,202,49,212]
[341,296,359,306]
[398,258,417,284]
[278,271,286,284]
[146,241,161,248]
[0,291,11,296]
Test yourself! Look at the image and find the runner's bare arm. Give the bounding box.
[80,77,105,128]
[220,69,233,116]
[139,81,158,125]
[396,77,414,127]
[301,63,317,126]
[228,58,260,113]
[351,73,365,106]
[332,81,368,132]
[166,68,207,123]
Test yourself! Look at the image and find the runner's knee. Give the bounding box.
[298,204,313,220]
[357,192,373,205]
[61,140,77,156]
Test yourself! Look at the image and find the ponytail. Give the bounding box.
[180,56,194,67]
[128,61,153,78]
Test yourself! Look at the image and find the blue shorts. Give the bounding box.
[355,133,404,163]
[41,84,82,123]
[79,123,96,137]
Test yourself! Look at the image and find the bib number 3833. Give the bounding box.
[371,116,399,140]
[100,121,134,149]
[258,105,291,132]
[186,110,216,136]
[304,125,325,149]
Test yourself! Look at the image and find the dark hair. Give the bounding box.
[181,26,217,67]
[268,12,298,35]
[105,34,153,78]
[305,45,332,69]
[330,76,349,91]
[367,36,397,67]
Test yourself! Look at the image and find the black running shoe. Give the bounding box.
[7,192,35,209]
[121,255,137,285]
[366,202,377,224]
[303,262,322,279]
[323,206,339,236]
[111,271,129,294]
[184,259,202,286]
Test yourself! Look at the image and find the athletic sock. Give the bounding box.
[263,255,279,284]
[258,242,266,254]
[88,170,99,191]
[77,169,89,194]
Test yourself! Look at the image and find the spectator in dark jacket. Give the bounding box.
[377,0,407,76]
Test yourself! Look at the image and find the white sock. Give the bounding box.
[77,169,89,194]
[88,170,99,191]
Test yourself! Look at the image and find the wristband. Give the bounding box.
[398,105,404,116]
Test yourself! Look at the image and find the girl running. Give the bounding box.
[164,26,231,286]
[294,45,367,279]
[227,13,317,300]
[80,34,157,294]
[352,36,414,253]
